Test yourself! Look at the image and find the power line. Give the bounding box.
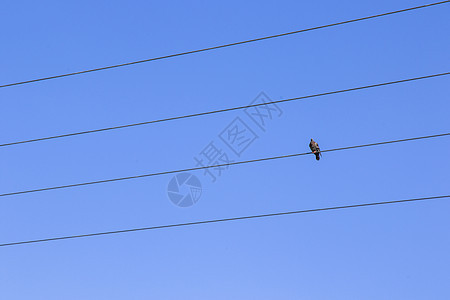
[1,194,448,247]
[1,71,449,148]
[1,1,448,89]
[1,132,448,198]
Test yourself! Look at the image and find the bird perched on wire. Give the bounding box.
[309,138,322,161]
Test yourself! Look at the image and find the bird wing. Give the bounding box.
[316,142,322,157]
[309,141,319,152]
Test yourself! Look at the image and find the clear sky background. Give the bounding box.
[1,0,449,299]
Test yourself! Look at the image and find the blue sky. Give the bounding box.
[1,0,449,299]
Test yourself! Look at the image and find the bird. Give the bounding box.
[309,138,322,161]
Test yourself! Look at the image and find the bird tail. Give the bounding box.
[315,152,320,160]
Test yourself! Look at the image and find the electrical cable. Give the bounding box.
[1,1,448,89]
[1,71,448,148]
[1,132,448,198]
[1,194,448,247]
